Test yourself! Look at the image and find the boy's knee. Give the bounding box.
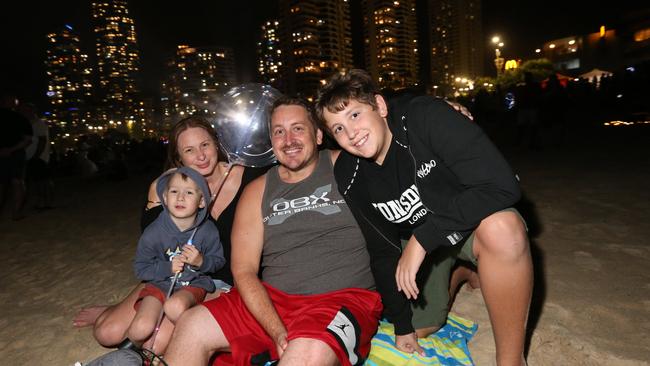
[475,211,529,259]
[163,298,189,323]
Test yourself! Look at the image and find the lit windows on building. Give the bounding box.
[91,0,144,136]
[363,0,418,89]
[160,45,237,129]
[44,25,92,136]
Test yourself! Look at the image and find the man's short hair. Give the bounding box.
[269,96,318,133]
[314,69,382,132]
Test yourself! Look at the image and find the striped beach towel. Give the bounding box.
[364,314,477,366]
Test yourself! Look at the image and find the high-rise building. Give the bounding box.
[44,25,93,136]
[91,0,143,135]
[428,0,484,95]
[362,0,419,90]
[278,0,353,99]
[161,45,237,131]
[258,20,283,89]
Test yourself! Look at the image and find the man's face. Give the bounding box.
[270,104,323,172]
[163,174,205,220]
[322,95,392,164]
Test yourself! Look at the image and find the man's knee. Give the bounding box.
[281,338,339,366]
[474,211,529,260]
[174,305,230,353]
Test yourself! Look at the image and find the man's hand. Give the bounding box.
[395,333,425,356]
[396,236,427,299]
[181,244,203,268]
[274,331,289,358]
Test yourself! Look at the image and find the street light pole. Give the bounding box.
[492,36,505,76]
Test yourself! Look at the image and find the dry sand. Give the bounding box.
[1,127,649,365]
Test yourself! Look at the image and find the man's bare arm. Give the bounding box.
[231,175,289,356]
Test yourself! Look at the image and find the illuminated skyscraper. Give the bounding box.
[44,25,93,135]
[362,0,419,90]
[278,0,353,99]
[91,0,143,134]
[428,0,484,94]
[161,45,237,130]
[257,20,283,89]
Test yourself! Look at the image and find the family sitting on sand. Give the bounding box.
[75,69,533,366]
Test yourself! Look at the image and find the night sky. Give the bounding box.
[1,0,643,108]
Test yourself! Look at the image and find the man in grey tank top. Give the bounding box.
[165,98,381,366]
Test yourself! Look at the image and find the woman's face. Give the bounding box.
[176,127,220,177]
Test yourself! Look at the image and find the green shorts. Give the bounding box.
[406,207,527,330]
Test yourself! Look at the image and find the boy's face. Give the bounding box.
[321,95,392,164]
[163,174,205,220]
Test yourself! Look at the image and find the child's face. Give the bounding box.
[322,95,392,164]
[163,174,205,220]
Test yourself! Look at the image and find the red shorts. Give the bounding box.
[203,283,382,366]
[134,284,207,310]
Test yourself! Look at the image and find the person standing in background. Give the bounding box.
[0,92,33,220]
[19,103,54,210]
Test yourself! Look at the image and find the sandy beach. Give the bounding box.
[1,125,649,365]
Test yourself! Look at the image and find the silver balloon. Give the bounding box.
[211,83,282,167]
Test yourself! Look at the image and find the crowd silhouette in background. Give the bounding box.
[467,62,649,149]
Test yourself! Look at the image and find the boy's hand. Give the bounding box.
[171,255,184,274]
[444,100,474,120]
[395,333,425,356]
[181,244,203,268]
[396,236,426,299]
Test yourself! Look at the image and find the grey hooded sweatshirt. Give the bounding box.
[133,166,224,293]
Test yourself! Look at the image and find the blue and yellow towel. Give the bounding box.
[365,314,477,366]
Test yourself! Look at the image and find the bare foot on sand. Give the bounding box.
[73,305,108,328]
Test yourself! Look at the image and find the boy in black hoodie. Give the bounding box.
[315,69,532,366]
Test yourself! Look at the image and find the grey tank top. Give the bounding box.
[261,150,375,295]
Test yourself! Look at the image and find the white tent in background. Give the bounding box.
[580,68,613,83]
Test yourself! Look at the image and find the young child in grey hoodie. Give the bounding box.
[127,166,225,346]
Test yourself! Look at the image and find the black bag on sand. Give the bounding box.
[83,349,142,366]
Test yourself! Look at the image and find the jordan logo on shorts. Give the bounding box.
[327,307,362,365]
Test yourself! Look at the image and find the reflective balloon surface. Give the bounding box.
[212,83,282,167]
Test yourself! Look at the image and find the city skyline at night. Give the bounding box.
[1,0,645,109]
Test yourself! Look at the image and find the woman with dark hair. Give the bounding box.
[73,116,270,353]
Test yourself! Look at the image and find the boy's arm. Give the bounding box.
[409,97,521,252]
[231,175,289,357]
[365,226,415,335]
[133,231,174,281]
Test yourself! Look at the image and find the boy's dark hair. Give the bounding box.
[314,69,382,133]
[269,96,318,133]
[166,172,201,197]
